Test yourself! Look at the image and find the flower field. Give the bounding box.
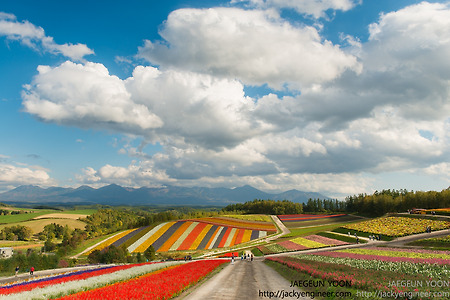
[90,218,273,254]
[278,214,347,223]
[267,246,450,296]
[58,260,226,300]
[342,216,450,237]
[192,217,276,231]
[257,234,349,254]
[0,260,225,299]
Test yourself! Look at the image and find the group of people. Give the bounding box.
[241,253,253,261]
[368,234,382,241]
[348,232,382,243]
[14,266,34,276]
[230,252,253,264]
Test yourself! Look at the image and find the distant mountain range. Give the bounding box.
[0,184,329,206]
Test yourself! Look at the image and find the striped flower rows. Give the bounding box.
[266,254,450,296]
[301,250,450,278]
[58,260,226,300]
[0,261,182,300]
[86,229,137,255]
[91,220,270,254]
[336,247,450,261]
[192,217,277,232]
[258,234,349,254]
[0,265,133,294]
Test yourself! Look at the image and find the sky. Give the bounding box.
[0,0,449,199]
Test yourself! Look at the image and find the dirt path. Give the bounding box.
[176,259,309,300]
[266,215,290,241]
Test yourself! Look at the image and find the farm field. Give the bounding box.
[1,210,450,299]
[88,217,276,255]
[407,234,450,250]
[222,214,272,222]
[257,234,351,254]
[0,260,226,299]
[278,214,361,229]
[0,210,56,224]
[0,218,86,234]
[267,245,450,299]
[340,216,450,237]
[32,213,88,220]
[0,240,42,249]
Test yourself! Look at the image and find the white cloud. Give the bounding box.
[0,12,93,60]
[0,162,55,191]
[24,62,264,149]
[77,162,173,188]
[423,163,450,181]
[138,7,361,90]
[22,61,163,134]
[233,0,361,18]
[21,2,450,196]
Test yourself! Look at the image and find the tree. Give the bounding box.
[144,245,156,261]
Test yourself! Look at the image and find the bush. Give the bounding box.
[88,246,128,264]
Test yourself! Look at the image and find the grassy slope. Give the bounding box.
[0,218,86,234]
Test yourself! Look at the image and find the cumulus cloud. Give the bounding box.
[22,61,163,134]
[0,161,55,191]
[23,62,264,149]
[76,162,174,188]
[22,2,450,195]
[233,0,361,18]
[0,12,93,60]
[138,7,361,90]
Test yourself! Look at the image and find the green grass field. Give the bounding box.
[283,222,358,238]
[0,210,57,224]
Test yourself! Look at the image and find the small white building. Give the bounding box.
[0,247,13,258]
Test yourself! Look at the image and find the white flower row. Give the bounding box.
[294,254,450,279]
[0,261,183,300]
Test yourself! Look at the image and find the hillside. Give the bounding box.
[0,184,329,206]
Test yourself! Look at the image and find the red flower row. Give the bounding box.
[58,260,226,300]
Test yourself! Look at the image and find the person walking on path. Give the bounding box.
[30,266,34,275]
[15,266,19,276]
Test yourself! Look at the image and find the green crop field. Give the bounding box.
[0,210,56,224]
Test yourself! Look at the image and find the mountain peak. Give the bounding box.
[0,184,329,206]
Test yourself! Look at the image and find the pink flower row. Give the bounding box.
[277,240,308,251]
[303,235,349,246]
[310,251,450,265]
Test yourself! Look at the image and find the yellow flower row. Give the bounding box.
[86,229,136,255]
[343,217,450,237]
[290,237,326,248]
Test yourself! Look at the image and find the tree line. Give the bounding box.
[222,199,303,215]
[345,188,450,216]
[222,187,450,217]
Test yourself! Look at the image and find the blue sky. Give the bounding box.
[0,0,449,199]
